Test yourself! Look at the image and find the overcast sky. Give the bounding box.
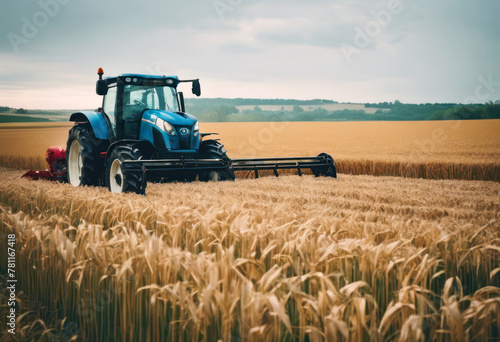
[1,0,499,109]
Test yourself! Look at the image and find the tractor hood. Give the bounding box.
[143,109,197,126]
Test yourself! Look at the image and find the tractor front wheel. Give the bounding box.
[106,145,146,195]
[198,140,235,181]
[66,124,107,187]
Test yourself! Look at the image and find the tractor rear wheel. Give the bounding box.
[106,145,146,195]
[66,124,107,187]
[198,140,235,181]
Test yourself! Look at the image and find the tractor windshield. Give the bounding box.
[124,84,179,112]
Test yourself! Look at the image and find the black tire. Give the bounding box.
[66,124,107,187]
[314,153,337,178]
[198,140,235,181]
[106,145,146,195]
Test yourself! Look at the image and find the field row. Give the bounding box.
[1,154,498,182]
[1,120,499,181]
[0,170,499,340]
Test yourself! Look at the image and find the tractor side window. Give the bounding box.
[163,87,178,111]
[123,86,150,121]
[103,86,117,130]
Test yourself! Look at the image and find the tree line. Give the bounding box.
[2,99,500,122]
[185,99,500,122]
[187,98,337,107]
[0,106,29,114]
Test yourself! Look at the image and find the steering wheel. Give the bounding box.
[134,99,146,106]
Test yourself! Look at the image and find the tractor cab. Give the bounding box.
[96,70,201,142]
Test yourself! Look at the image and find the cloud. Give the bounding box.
[0,0,499,108]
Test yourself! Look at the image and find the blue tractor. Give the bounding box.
[66,68,336,194]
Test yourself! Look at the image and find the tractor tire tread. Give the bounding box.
[198,140,234,181]
[106,145,146,195]
[66,125,107,186]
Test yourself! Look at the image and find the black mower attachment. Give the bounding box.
[121,153,336,180]
[232,153,336,178]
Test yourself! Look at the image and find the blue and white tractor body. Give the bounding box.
[65,69,336,194]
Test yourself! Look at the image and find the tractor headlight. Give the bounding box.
[156,118,176,136]
[193,121,199,137]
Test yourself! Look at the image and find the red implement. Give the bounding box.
[21,146,67,182]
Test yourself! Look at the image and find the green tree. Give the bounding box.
[216,105,238,121]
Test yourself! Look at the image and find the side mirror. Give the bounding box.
[96,80,108,96]
[192,79,201,97]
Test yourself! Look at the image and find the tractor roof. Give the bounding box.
[104,74,180,87]
[118,74,179,80]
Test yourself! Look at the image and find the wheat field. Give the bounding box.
[0,120,499,181]
[0,168,499,341]
[0,119,499,341]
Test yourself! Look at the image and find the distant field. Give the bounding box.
[0,120,498,181]
[0,110,77,122]
[0,114,52,123]
[0,122,72,157]
[1,120,498,162]
[201,120,500,164]
[236,103,384,114]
